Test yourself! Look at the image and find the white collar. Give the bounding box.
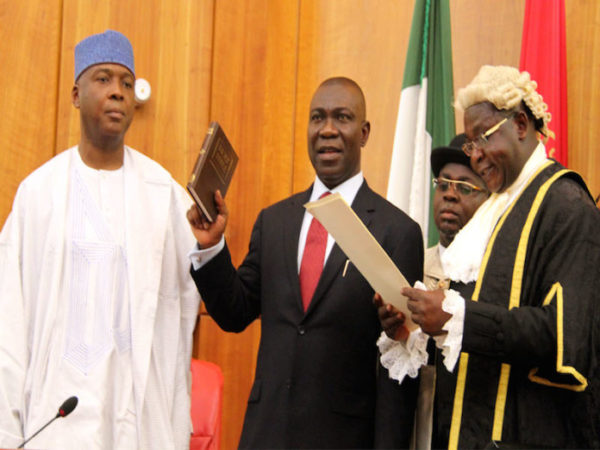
[309,172,364,205]
[75,145,125,174]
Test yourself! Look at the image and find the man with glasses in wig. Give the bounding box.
[376,65,600,448]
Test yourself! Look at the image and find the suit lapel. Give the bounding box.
[305,181,375,315]
[350,181,376,230]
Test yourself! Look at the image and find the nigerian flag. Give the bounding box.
[386,0,455,248]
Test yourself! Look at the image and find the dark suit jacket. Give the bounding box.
[191,181,423,449]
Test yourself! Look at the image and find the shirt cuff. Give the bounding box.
[377,329,429,384]
[432,288,465,372]
[188,236,225,271]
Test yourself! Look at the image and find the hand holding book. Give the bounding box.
[187,122,238,223]
[186,190,228,249]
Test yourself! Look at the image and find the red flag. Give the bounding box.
[520,0,568,166]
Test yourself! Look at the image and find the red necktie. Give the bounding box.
[299,192,330,311]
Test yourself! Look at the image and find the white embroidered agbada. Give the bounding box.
[0,146,200,450]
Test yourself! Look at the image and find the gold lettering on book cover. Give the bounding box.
[210,136,235,184]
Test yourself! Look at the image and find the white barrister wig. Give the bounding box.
[455,65,553,139]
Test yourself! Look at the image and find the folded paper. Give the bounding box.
[305,193,417,330]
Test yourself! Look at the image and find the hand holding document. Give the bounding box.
[305,193,418,331]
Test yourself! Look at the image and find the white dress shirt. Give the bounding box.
[189,172,365,271]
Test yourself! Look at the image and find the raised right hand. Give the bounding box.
[187,190,228,248]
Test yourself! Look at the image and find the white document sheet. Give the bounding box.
[305,192,418,330]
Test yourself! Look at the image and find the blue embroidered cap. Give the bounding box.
[74,30,135,81]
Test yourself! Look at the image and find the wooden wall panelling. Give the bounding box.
[56,0,214,184]
[196,1,301,448]
[294,0,415,197]
[55,0,112,156]
[209,0,301,256]
[126,0,214,184]
[0,1,62,225]
[183,2,217,186]
[565,0,600,199]
[2,2,599,450]
[449,0,524,133]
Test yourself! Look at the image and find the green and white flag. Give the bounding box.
[386,0,455,247]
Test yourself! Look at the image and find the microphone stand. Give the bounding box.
[17,414,59,448]
[17,396,78,448]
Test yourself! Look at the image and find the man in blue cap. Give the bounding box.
[0,30,200,449]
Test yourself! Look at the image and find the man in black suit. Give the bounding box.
[187,77,423,449]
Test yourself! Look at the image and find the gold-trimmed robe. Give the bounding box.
[434,162,600,449]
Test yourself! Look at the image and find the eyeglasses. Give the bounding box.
[462,114,514,156]
[433,177,487,196]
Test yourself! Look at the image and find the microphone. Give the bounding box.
[17,396,78,448]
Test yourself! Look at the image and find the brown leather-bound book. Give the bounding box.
[187,122,238,222]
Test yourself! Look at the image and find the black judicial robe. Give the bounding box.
[432,161,600,449]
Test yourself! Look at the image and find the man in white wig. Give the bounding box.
[0,30,200,449]
[377,65,600,449]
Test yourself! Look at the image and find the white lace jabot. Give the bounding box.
[379,142,550,383]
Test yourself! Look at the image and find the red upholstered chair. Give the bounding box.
[190,359,224,450]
